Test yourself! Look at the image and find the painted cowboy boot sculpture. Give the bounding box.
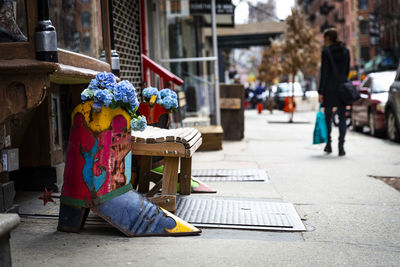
[58,73,200,236]
[137,87,216,193]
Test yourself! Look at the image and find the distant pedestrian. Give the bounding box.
[318,28,350,156]
[255,82,265,113]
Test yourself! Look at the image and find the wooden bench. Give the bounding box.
[131,126,202,212]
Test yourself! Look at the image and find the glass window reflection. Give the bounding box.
[0,0,28,42]
[169,61,215,121]
[49,0,103,59]
[153,0,217,122]
[358,0,368,10]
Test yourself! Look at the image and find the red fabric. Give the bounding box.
[138,103,169,124]
[257,103,263,114]
[283,96,296,113]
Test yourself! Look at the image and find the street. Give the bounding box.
[11,110,400,266]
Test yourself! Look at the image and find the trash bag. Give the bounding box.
[313,105,328,144]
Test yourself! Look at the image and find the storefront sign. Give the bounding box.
[220,98,241,109]
[190,0,235,15]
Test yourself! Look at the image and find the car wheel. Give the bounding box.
[352,116,363,132]
[387,110,400,142]
[369,112,376,136]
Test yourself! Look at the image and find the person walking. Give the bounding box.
[318,28,350,156]
[255,82,265,113]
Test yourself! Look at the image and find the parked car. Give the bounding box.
[385,65,400,142]
[352,71,396,136]
[274,82,318,110]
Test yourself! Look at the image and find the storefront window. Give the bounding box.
[161,0,203,59]
[0,0,28,42]
[49,0,103,59]
[154,0,217,122]
[169,61,215,121]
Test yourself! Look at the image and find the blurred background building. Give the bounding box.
[299,0,399,73]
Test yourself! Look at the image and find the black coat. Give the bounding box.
[318,43,350,107]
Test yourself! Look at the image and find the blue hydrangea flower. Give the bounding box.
[130,97,139,111]
[156,97,163,105]
[113,80,139,111]
[130,115,147,132]
[158,88,178,110]
[88,79,100,91]
[142,87,160,100]
[94,89,113,107]
[159,88,177,99]
[81,88,95,101]
[96,72,117,90]
[114,80,135,102]
[81,72,140,119]
[162,95,178,109]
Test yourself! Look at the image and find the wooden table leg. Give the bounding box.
[161,157,179,196]
[179,157,192,195]
[138,156,152,193]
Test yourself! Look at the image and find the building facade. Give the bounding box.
[301,0,399,73]
[375,0,400,63]
[300,0,359,69]
[0,0,143,191]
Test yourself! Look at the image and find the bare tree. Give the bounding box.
[281,8,321,122]
[248,0,278,23]
[257,39,283,112]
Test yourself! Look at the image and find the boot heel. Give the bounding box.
[57,203,90,233]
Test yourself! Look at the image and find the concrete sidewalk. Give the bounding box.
[10,110,400,266]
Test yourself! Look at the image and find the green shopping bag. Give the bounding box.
[313,105,328,144]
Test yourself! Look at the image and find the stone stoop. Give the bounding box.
[0,213,20,267]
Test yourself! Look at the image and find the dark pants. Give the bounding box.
[324,105,346,146]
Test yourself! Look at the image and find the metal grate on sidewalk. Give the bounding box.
[175,197,306,231]
[192,169,269,182]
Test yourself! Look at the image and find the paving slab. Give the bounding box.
[10,110,400,266]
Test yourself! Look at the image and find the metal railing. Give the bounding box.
[142,54,184,90]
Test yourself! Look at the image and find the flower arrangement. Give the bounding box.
[142,86,160,100]
[142,87,178,111]
[81,72,147,131]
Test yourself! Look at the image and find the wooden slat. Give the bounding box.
[184,131,202,149]
[148,171,162,183]
[134,136,146,143]
[194,125,224,134]
[165,134,176,142]
[161,157,179,197]
[131,129,149,143]
[155,135,167,143]
[148,127,166,143]
[186,137,203,158]
[175,128,193,142]
[131,142,186,157]
[137,156,152,193]
[133,127,202,145]
[132,126,161,143]
[181,128,200,143]
[148,195,176,212]
[145,179,163,197]
[179,157,192,195]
